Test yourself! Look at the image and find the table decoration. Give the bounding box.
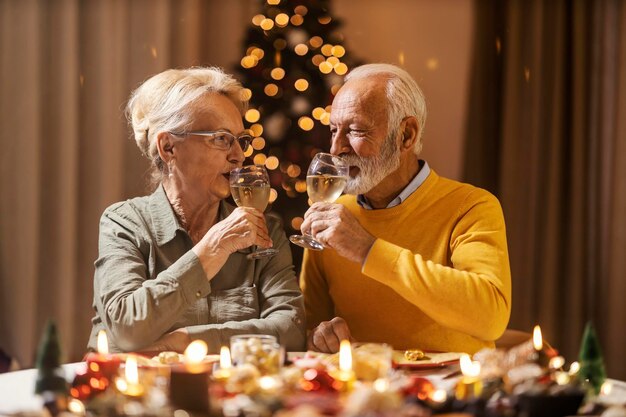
[231,334,282,375]
[169,339,210,412]
[84,331,121,382]
[327,340,356,392]
[35,321,69,416]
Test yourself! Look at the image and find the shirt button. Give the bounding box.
[196,291,202,298]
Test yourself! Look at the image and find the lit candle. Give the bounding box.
[85,330,120,380]
[169,340,210,413]
[533,325,543,351]
[455,354,483,400]
[532,325,551,367]
[330,340,355,392]
[212,346,233,382]
[115,356,144,397]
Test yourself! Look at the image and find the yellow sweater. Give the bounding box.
[301,170,511,354]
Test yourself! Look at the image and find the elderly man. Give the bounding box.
[300,63,511,354]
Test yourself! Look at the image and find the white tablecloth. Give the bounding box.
[0,362,85,415]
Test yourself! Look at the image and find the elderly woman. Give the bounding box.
[87,67,305,353]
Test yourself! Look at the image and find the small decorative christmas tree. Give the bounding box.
[578,321,606,395]
[35,320,68,415]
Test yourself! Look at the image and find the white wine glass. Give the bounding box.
[289,153,349,251]
[230,165,279,260]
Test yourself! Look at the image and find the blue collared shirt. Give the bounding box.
[356,160,430,209]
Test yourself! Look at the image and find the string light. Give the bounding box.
[321,44,333,56]
[245,109,261,123]
[275,13,289,27]
[294,44,309,56]
[290,14,303,26]
[309,36,323,48]
[294,5,308,15]
[267,0,280,5]
[250,124,264,137]
[265,156,279,170]
[264,84,279,97]
[253,153,267,165]
[294,79,309,91]
[319,61,333,74]
[244,146,254,158]
[269,189,278,203]
[334,63,348,75]
[318,16,332,24]
[252,14,265,26]
[250,48,265,59]
[331,45,345,57]
[291,217,304,230]
[238,90,252,103]
[270,68,285,80]
[312,107,324,120]
[320,112,331,125]
[287,164,302,177]
[252,137,266,150]
[260,18,274,30]
[295,180,307,193]
[311,54,325,66]
[326,56,339,67]
[298,117,314,131]
[330,85,341,95]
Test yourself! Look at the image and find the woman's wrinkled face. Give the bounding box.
[173,93,245,204]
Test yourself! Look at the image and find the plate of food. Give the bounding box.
[392,350,463,369]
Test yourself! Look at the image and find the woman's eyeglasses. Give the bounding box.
[169,130,253,152]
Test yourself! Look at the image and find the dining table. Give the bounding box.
[0,352,463,416]
[1,353,624,417]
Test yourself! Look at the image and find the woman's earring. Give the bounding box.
[168,160,175,178]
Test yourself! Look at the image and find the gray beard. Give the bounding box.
[342,134,402,195]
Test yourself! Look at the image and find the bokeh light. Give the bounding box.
[245,109,261,123]
[265,156,279,170]
[270,68,286,80]
[294,79,309,91]
[298,116,314,131]
[264,83,279,96]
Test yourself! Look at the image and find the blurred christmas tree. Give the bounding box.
[35,320,68,415]
[235,0,360,267]
[578,321,607,395]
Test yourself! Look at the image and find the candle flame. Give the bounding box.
[432,389,447,403]
[125,356,139,384]
[339,340,352,372]
[533,325,543,351]
[460,353,481,377]
[96,330,109,354]
[220,346,232,369]
[184,340,208,364]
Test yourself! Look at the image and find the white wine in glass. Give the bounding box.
[229,165,278,260]
[289,153,349,250]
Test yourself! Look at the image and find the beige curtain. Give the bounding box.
[0,0,254,367]
[465,0,626,379]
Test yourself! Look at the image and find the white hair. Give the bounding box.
[345,63,427,155]
[126,66,248,184]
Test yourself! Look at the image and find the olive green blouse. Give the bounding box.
[88,185,305,353]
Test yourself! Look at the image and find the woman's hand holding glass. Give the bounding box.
[229,165,279,259]
[289,153,349,250]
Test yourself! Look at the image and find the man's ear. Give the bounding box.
[156,132,175,163]
[400,116,419,152]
